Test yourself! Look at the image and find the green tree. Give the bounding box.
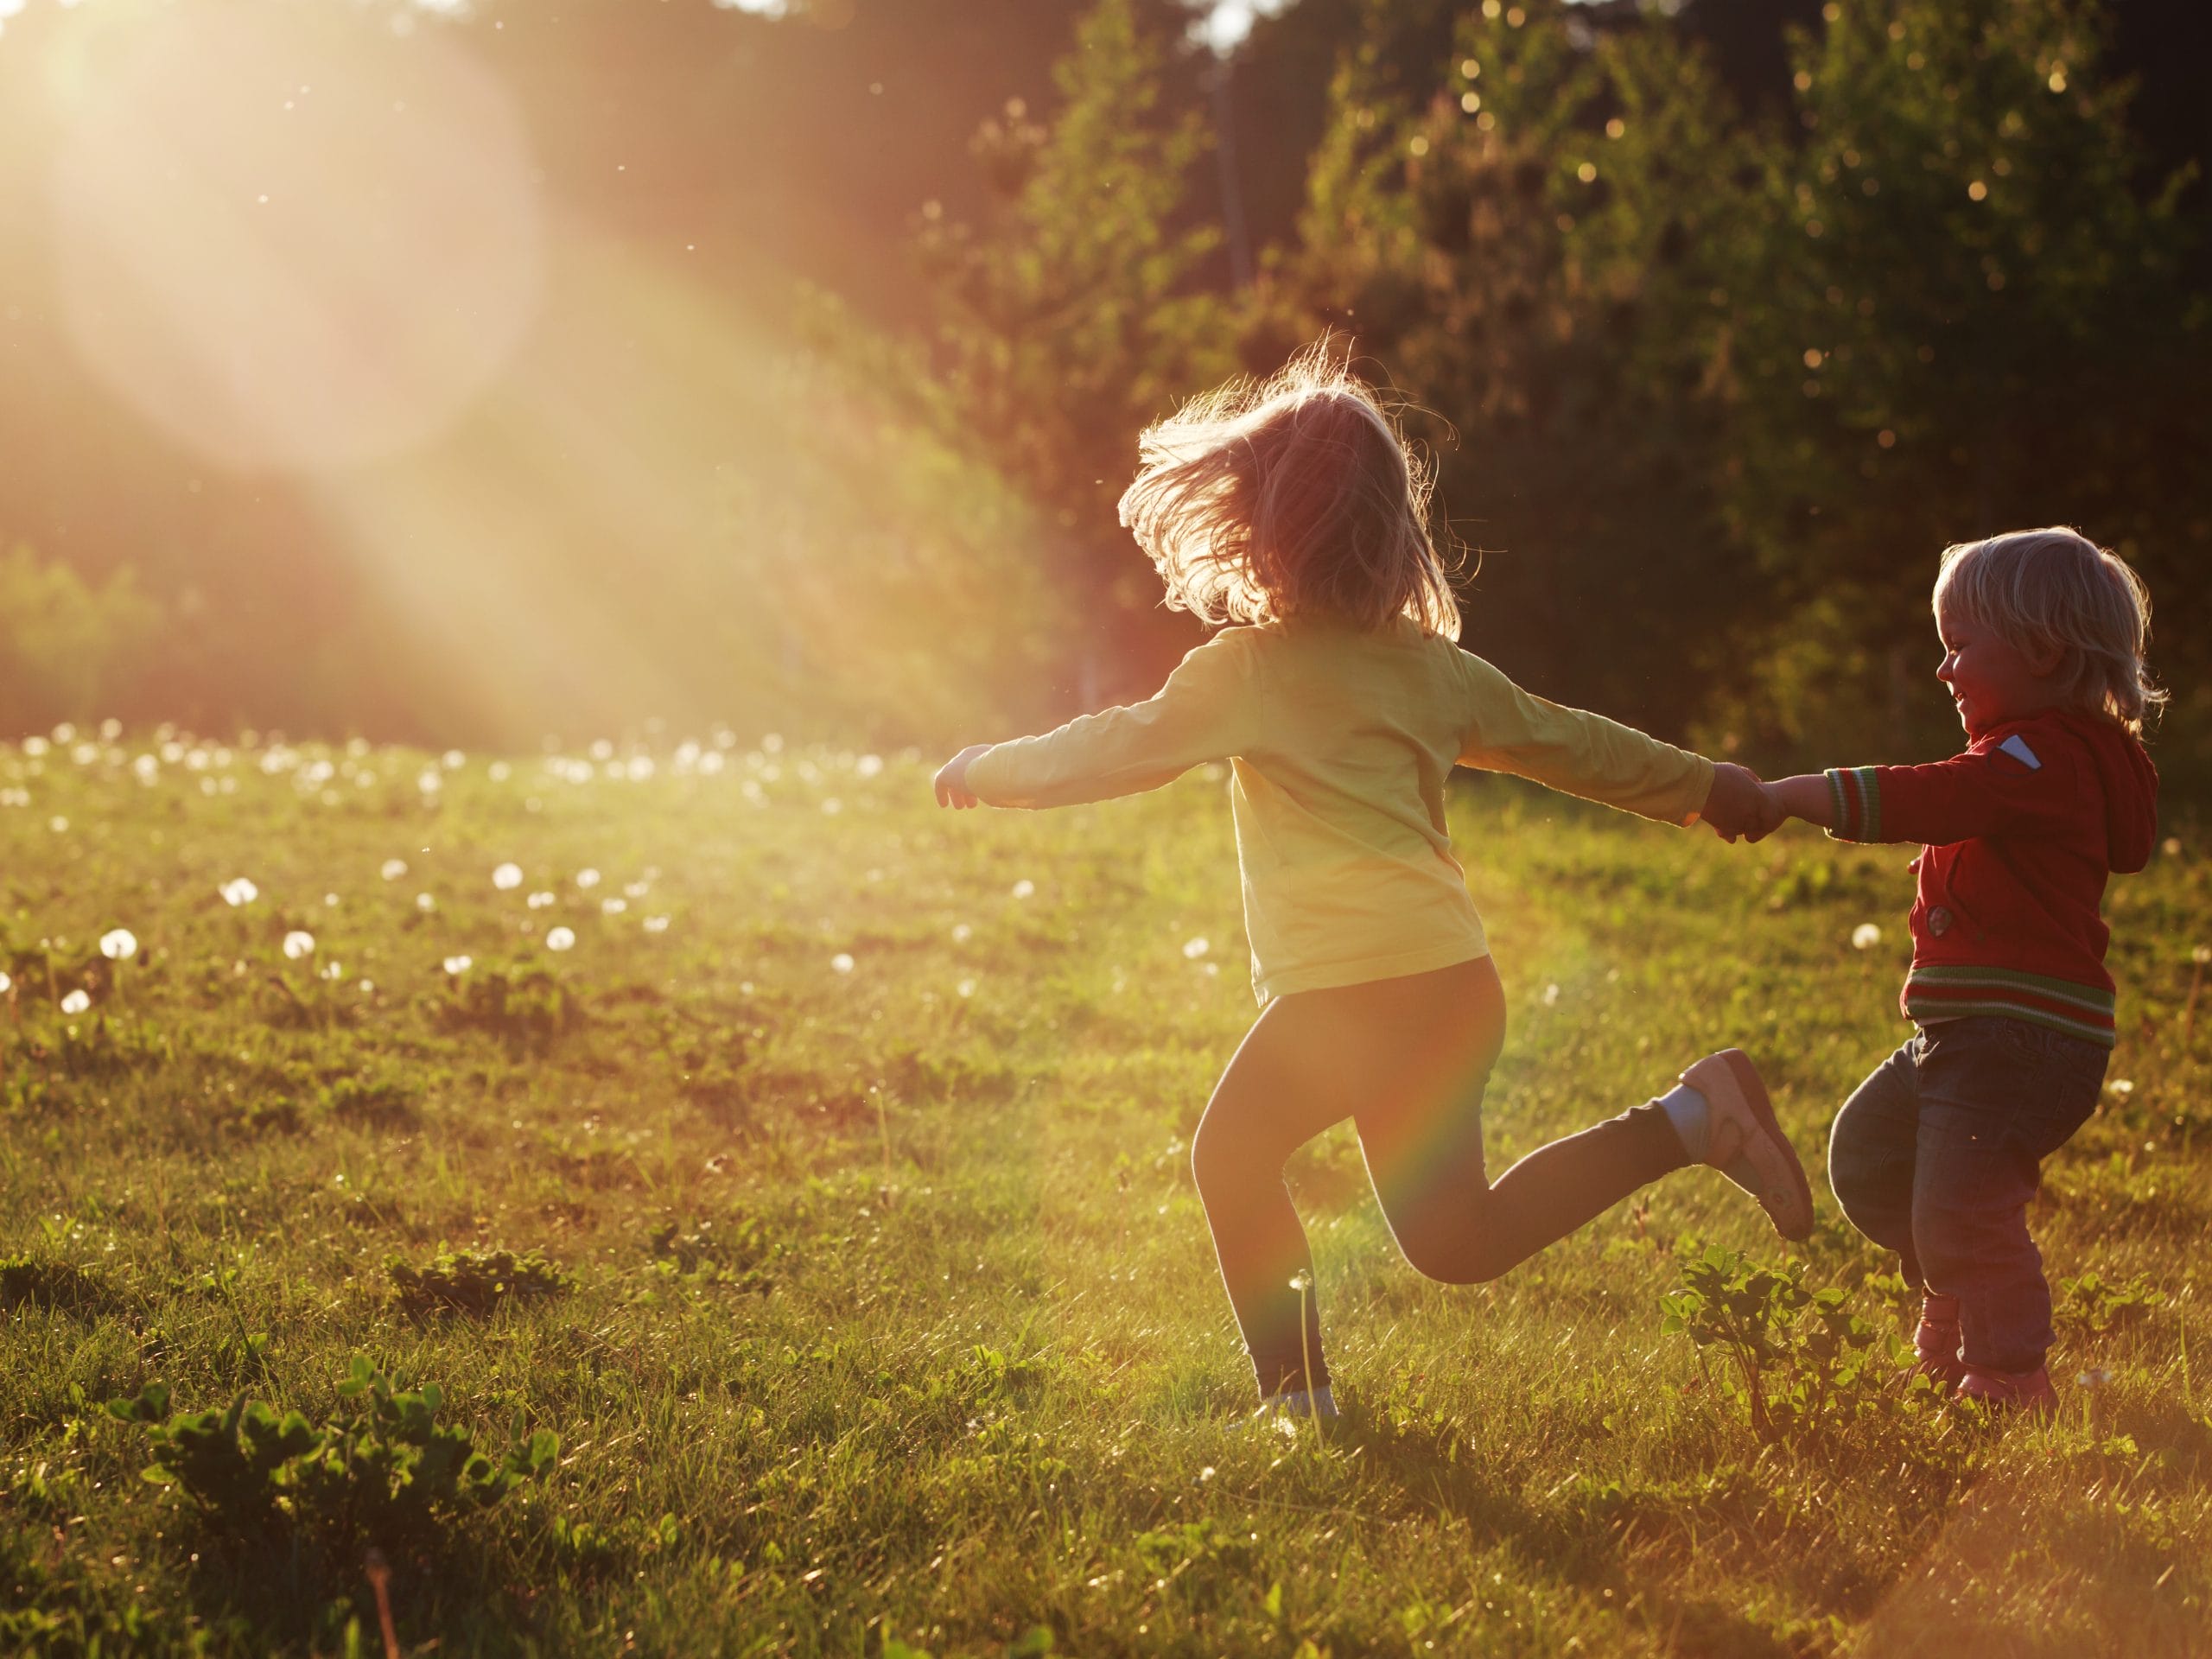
[913,0,1237,705]
[1707,0,2210,761]
[1264,0,1761,735]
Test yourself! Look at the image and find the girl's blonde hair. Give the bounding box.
[1117,341,1461,639]
[1933,527,2165,733]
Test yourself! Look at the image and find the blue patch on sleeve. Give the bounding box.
[1998,734,2042,771]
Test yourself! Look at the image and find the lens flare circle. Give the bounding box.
[49,3,544,472]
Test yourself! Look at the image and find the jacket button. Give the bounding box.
[1928,906,1953,937]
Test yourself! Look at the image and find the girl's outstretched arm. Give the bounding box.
[946,630,1256,811]
[1761,775,1837,830]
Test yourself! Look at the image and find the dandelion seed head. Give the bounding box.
[601,897,627,915]
[1852,923,1883,950]
[380,858,408,880]
[545,926,576,951]
[49,816,69,834]
[1182,937,1210,960]
[1542,982,1561,1007]
[219,877,259,906]
[957,977,976,997]
[643,915,670,934]
[493,862,524,890]
[831,952,855,974]
[1011,879,1035,899]
[951,923,973,944]
[2194,944,2210,965]
[99,928,137,960]
[855,754,884,779]
[575,868,601,890]
[416,893,435,912]
[283,931,316,960]
[2107,1078,2134,1096]
[60,989,91,1015]
[442,954,473,975]
[0,972,10,995]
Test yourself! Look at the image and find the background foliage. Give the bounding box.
[0,0,2206,769]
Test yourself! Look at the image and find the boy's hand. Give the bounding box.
[1701,761,1782,843]
[933,745,992,810]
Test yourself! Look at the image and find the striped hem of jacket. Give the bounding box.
[1905,964,2116,1048]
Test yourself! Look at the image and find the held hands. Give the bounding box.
[1700,761,1788,844]
[933,745,992,810]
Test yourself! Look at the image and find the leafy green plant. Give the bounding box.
[105,1358,558,1553]
[387,1246,573,1317]
[0,1254,122,1318]
[2056,1269,2171,1337]
[1661,1243,1898,1439]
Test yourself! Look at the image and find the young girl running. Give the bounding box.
[1752,529,2160,1414]
[933,346,1813,1420]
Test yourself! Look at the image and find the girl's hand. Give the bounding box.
[934,745,992,809]
[1700,761,1777,843]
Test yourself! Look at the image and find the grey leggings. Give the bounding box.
[1190,955,1686,1396]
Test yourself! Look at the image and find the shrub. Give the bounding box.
[387,1247,575,1318]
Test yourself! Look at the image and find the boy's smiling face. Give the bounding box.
[1935,598,2063,737]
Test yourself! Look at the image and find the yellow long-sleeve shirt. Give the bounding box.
[964,614,1715,1004]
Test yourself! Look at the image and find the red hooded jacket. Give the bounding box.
[1824,708,2158,1047]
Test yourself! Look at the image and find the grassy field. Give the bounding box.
[1,728,2208,1657]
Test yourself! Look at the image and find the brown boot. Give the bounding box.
[1956,1363,2059,1418]
[1912,1291,1965,1388]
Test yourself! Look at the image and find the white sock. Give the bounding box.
[1660,1082,1710,1163]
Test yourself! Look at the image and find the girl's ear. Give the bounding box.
[2027,636,2068,678]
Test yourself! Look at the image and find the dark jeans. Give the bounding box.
[1190,956,1688,1398]
[1828,1016,2106,1374]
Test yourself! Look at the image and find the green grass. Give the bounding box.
[2,731,2209,1656]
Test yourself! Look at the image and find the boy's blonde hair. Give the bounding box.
[1933,527,2164,733]
[1117,341,1461,639]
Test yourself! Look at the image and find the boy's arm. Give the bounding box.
[1455,650,1713,826]
[1777,739,2077,845]
[958,632,1254,810]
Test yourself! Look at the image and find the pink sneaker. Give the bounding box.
[1912,1291,1965,1388]
[1956,1363,2059,1418]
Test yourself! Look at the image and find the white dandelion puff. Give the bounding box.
[643,915,670,934]
[575,868,601,890]
[442,955,473,975]
[220,877,259,906]
[60,989,91,1015]
[544,927,576,951]
[380,858,408,880]
[493,862,524,891]
[1542,982,1561,1007]
[0,972,10,995]
[601,897,627,915]
[951,923,973,944]
[2107,1078,2134,1096]
[283,931,316,960]
[855,753,884,779]
[49,816,68,834]
[416,893,436,913]
[1182,937,1210,960]
[1852,923,1883,950]
[1011,879,1035,899]
[831,952,855,974]
[527,891,556,909]
[99,928,137,961]
[957,977,976,998]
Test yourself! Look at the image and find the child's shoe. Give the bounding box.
[1911,1291,1966,1389]
[1955,1363,2059,1418]
[1677,1050,1816,1242]
[1242,1386,1338,1427]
